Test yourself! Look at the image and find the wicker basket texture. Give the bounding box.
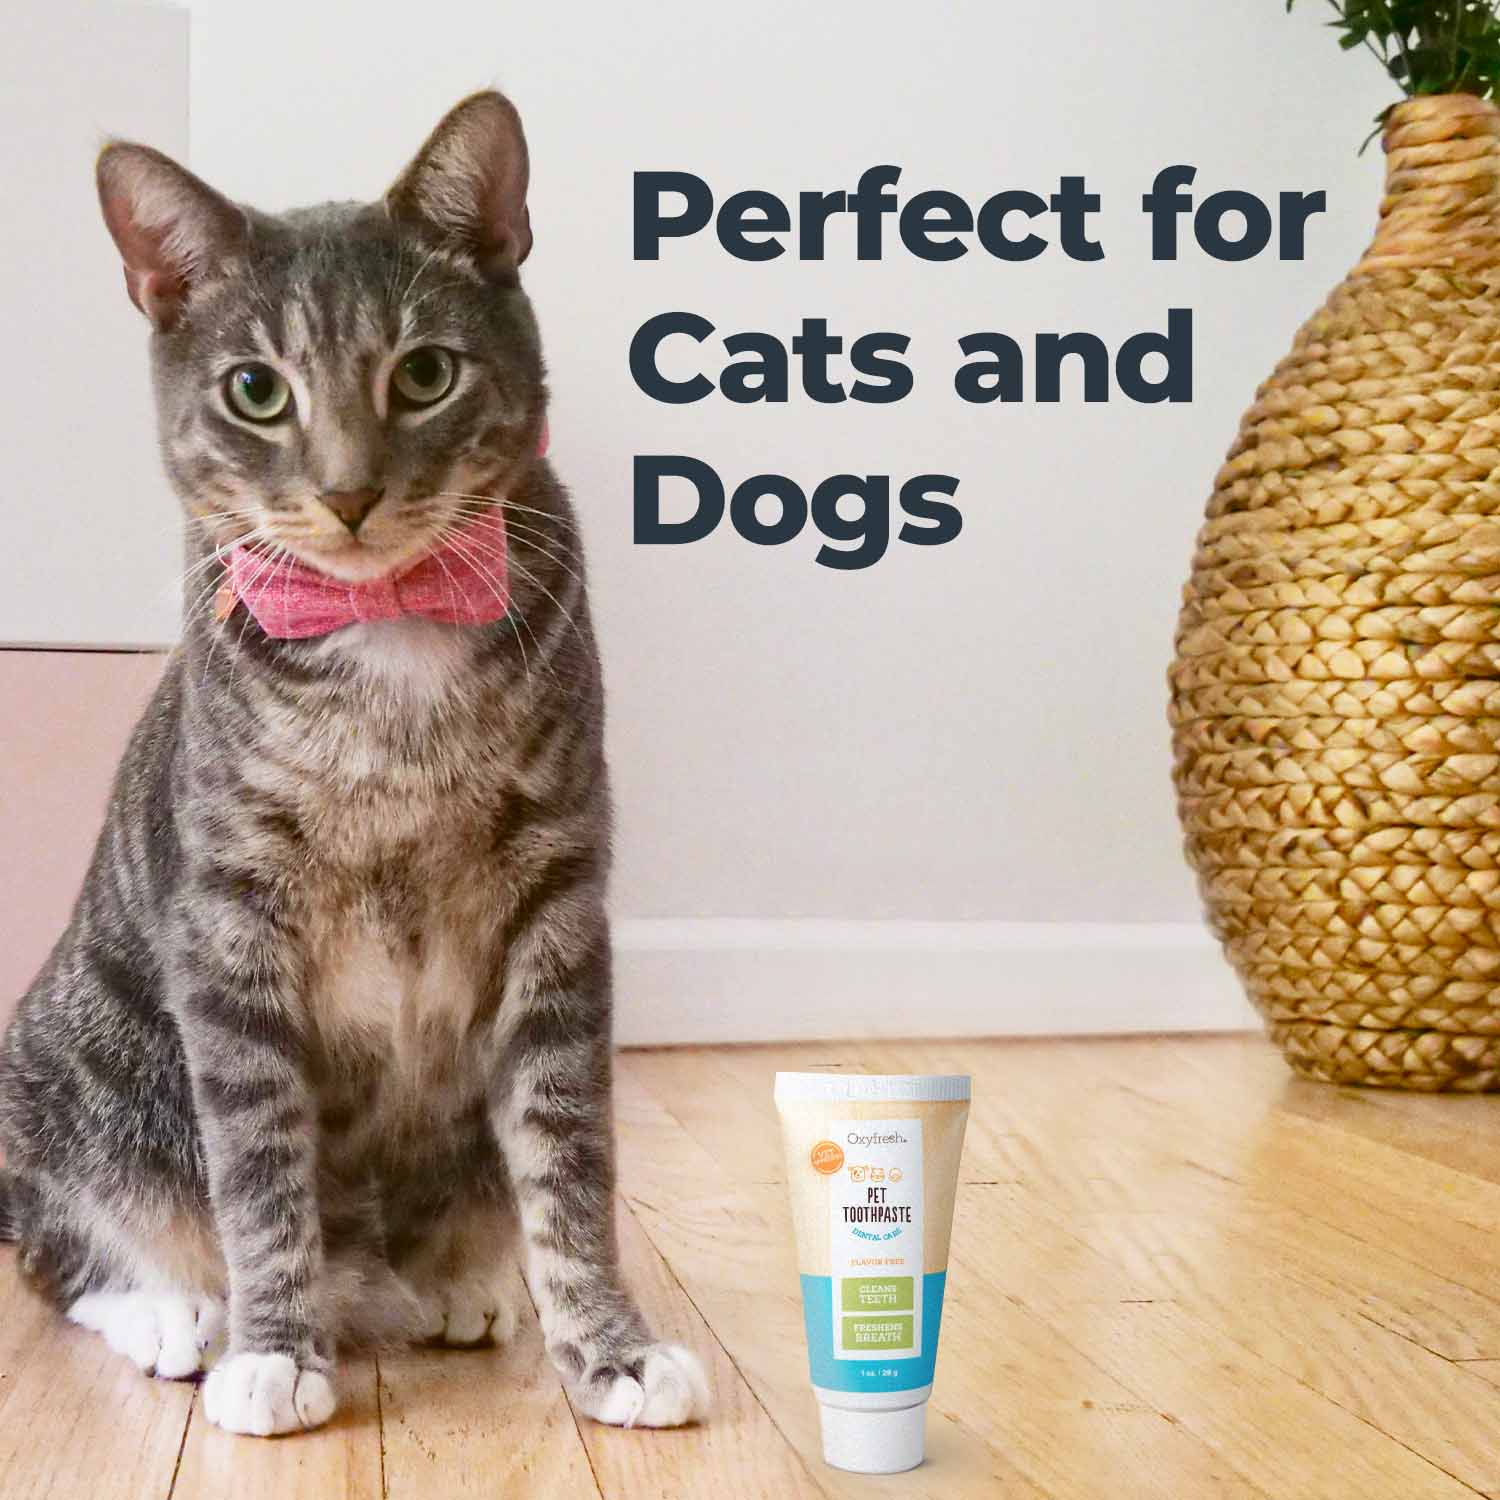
[1171,93,1500,1089]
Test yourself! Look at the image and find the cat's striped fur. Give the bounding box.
[0,92,707,1436]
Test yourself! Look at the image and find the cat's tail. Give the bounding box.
[0,1166,19,1242]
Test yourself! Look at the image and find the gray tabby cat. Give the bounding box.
[0,91,709,1437]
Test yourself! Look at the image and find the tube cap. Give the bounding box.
[818,1400,926,1474]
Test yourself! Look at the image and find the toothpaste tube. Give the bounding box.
[774,1071,971,1474]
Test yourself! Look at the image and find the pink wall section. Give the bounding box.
[0,650,167,1029]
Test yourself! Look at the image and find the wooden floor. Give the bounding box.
[7,1035,1500,1497]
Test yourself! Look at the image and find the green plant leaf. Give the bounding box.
[1289,1,1500,108]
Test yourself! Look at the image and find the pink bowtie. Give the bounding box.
[219,424,548,641]
[222,506,512,640]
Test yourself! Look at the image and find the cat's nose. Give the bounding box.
[323,487,383,535]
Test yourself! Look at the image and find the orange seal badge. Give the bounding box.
[810,1140,845,1175]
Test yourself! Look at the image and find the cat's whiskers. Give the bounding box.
[227,544,295,693]
[190,538,278,663]
[441,498,567,535]
[493,520,586,592]
[182,543,243,618]
[177,521,278,614]
[175,513,299,620]
[437,527,523,633]
[179,549,231,599]
[184,505,264,526]
[430,498,583,592]
[438,495,586,652]
[438,529,555,686]
[432,489,579,533]
[183,570,228,638]
[202,538,288,688]
[500,552,590,655]
[437,533,539,685]
[429,545,534,696]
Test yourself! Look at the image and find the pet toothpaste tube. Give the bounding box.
[774,1072,970,1474]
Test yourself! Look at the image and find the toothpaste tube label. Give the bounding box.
[828,1117,923,1364]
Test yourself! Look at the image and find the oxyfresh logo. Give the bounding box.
[845,1129,907,1147]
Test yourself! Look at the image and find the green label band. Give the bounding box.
[841,1276,915,1311]
[841,1315,915,1349]
[801,1272,947,1393]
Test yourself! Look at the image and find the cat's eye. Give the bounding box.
[392,347,457,408]
[225,363,291,423]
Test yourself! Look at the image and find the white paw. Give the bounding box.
[583,1343,711,1429]
[202,1351,336,1436]
[67,1290,224,1379]
[416,1281,516,1347]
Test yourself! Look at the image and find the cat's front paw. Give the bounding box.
[570,1342,711,1429]
[67,1290,224,1380]
[202,1351,337,1436]
[414,1279,518,1348]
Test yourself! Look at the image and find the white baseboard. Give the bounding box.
[611,919,1258,1047]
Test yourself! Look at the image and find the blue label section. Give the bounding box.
[800,1271,946,1393]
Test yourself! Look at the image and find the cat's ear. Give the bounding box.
[385,91,533,274]
[96,143,247,331]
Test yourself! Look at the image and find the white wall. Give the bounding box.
[22,1,1406,1036]
[0,1,188,647]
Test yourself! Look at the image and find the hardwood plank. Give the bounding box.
[1179,1037,1500,1195]
[935,1253,1270,1499]
[1073,1297,1479,1500]
[0,1250,61,1424]
[575,1196,825,1500]
[1455,1359,1500,1391]
[936,1036,1500,1357]
[170,1356,382,1500]
[0,1250,193,1500]
[623,1048,784,1184]
[379,1269,598,1500]
[1075,1040,1500,1358]
[993,1041,1500,1320]
[1312,1088,1500,1194]
[1041,1203,1500,1493]
[963,1038,1500,1488]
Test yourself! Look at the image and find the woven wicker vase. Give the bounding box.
[1171,93,1500,1090]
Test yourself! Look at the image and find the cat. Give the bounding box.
[0,90,709,1438]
